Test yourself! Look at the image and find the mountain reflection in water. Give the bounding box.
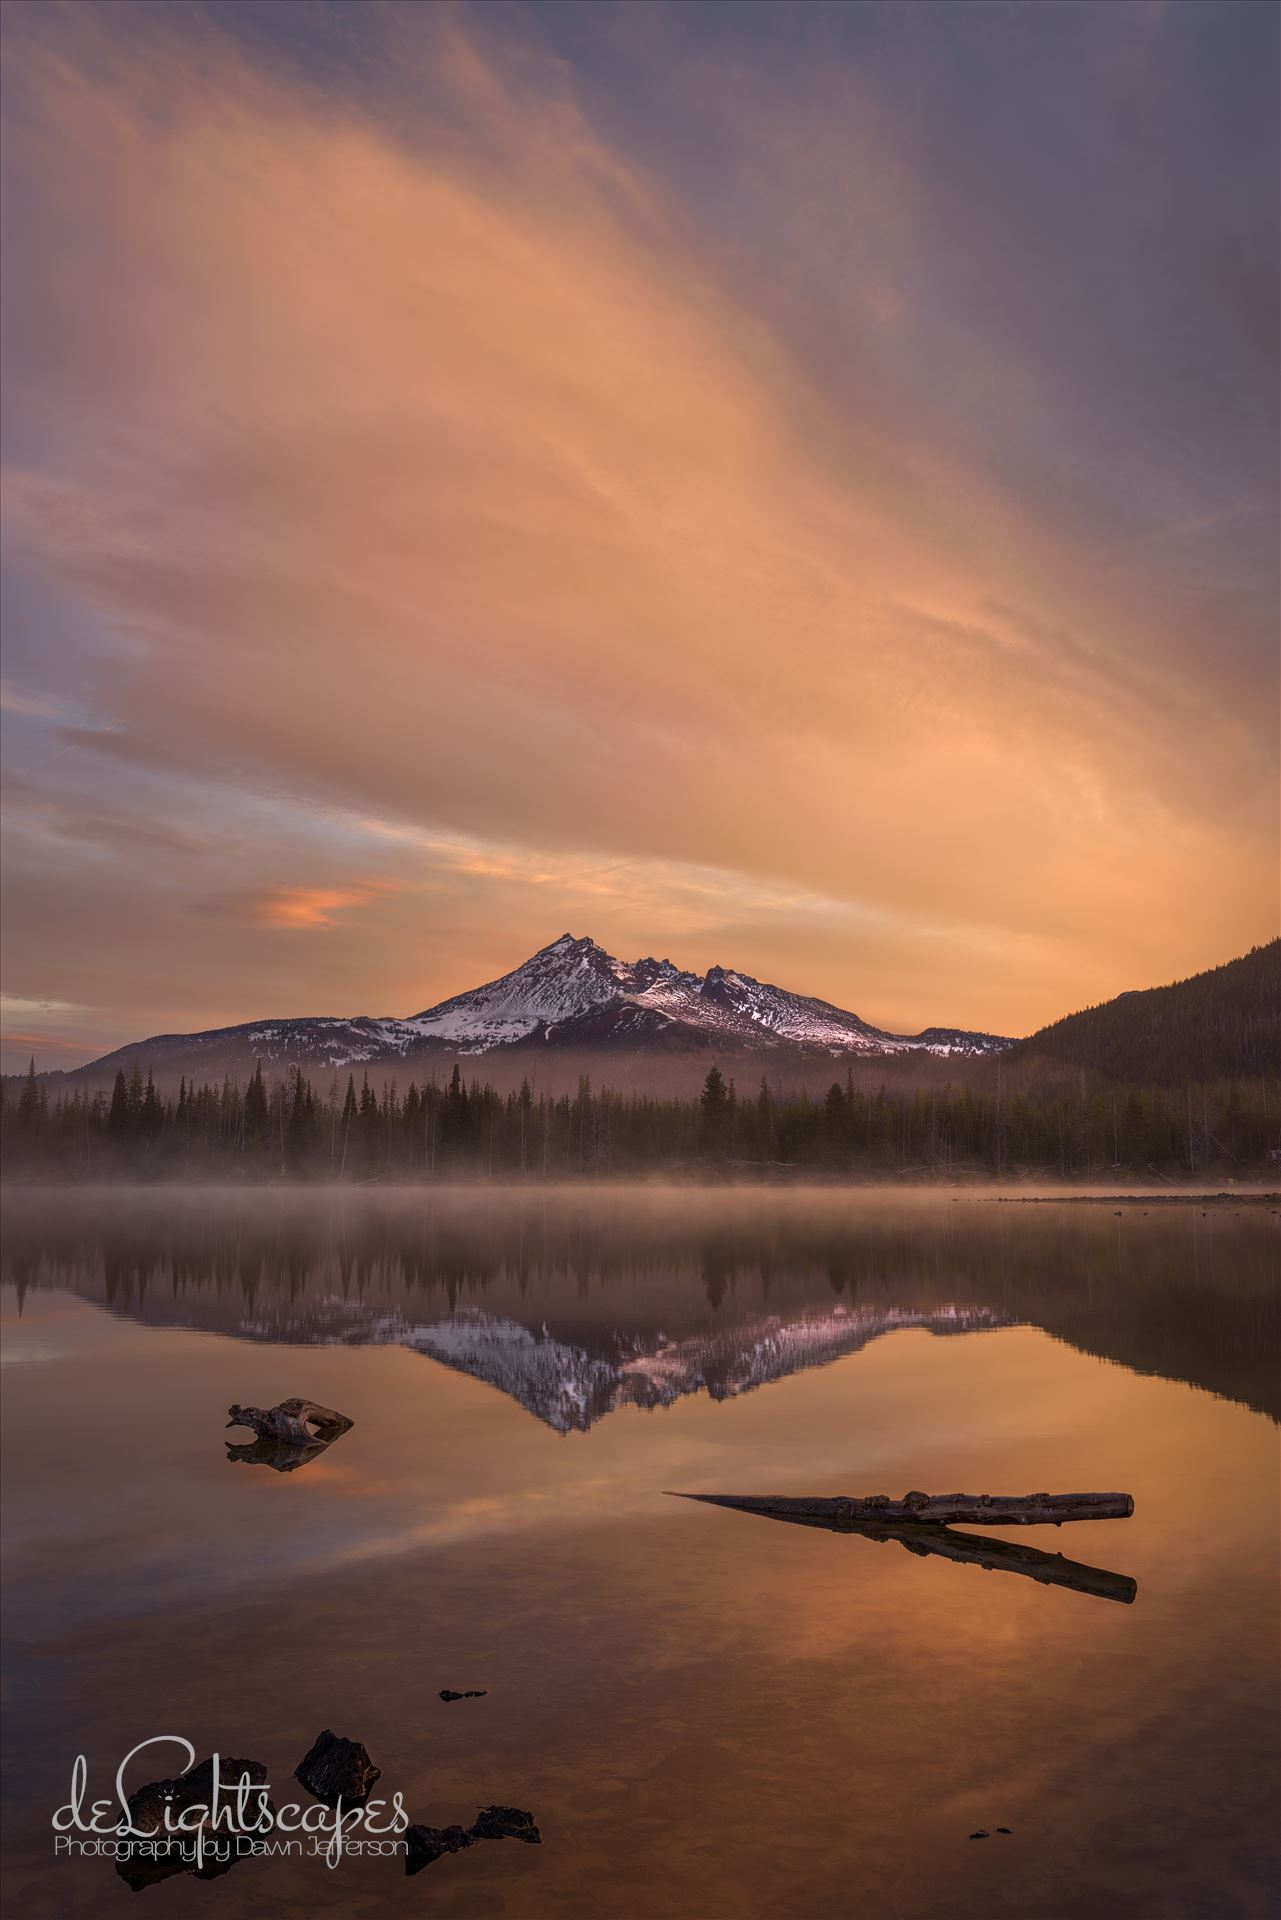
[2,1187,1278,1920]
[3,1186,1276,1424]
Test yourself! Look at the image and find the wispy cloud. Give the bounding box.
[0,992,121,1074]
[229,883,399,931]
[0,0,1275,1057]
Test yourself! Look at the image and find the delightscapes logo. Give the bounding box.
[53,1738,409,1872]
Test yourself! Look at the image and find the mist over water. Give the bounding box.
[2,1187,1278,1917]
[6,1185,1277,1421]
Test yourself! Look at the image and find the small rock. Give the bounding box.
[471,1805,541,1844]
[996,1826,1013,1835]
[122,1755,268,1837]
[116,1755,269,1890]
[969,1830,990,1840]
[294,1729,381,1808]
[439,1689,488,1702]
[405,1804,541,1876]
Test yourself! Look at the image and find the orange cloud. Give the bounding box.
[241,885,398,932]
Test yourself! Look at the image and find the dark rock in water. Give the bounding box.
[996,1826,1013,1834]
[294,1729,381,1807]
[116,1755,269,1890]
[405,1824,476,1876]
[439,1688,488,1702]
[471,1805,540,1844]
[122,1754,268,1836]
[969,1830,990,1840]
[405,1804,541,1876]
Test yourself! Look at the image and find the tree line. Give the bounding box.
[3,1056,1277,1181]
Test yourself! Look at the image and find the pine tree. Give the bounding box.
[107,1069,130,1139]
[700,1066,731,1154]
[244,1059,268,1145]
[287,1069,311,1165]
[16,1058,40,1129]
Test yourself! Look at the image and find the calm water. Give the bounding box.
[2,1186,1278,1919]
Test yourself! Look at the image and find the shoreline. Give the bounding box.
[1,1176,1277,1206]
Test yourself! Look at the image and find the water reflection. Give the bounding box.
[225,1434,346,1472]
[3,1186,1276,1423]
[2,1189,1278,1920]
[678,1494,1139,1604]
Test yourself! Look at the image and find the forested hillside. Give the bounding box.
[1003,941,1280,1086]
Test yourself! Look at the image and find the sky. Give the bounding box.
[1,0,1277,1072]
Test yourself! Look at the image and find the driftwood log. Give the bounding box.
[226,1399,354,1449]
[671,1490,1133,1527]
[673,1491,1137,1605]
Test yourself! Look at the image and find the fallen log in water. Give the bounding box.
[226,1398,354,1449]
[671,1492,1138,1604]
[670,1490,1133,1527]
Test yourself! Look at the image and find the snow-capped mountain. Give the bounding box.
[14,1263,1010,1430]
[392,1301,1010,1431]
[58,933,1012,1084]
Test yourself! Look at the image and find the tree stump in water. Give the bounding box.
[226,1399,353,1449]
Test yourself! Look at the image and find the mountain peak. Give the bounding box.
[53,934,1015,1083]
[397,937,1010,1061]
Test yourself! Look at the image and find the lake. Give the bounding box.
[1,1186,1278,1918]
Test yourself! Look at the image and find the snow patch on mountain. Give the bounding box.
[228,1296,1012,1431]
[397,934,1010,1060]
